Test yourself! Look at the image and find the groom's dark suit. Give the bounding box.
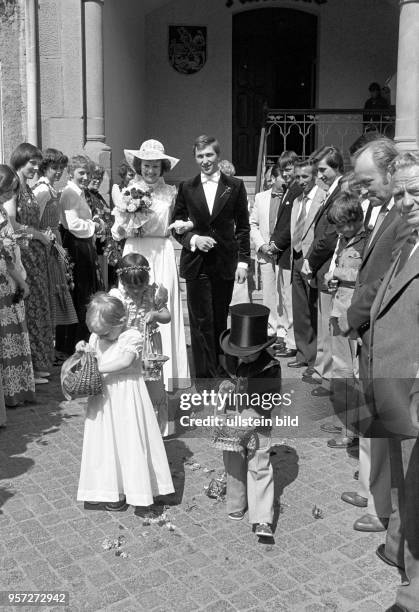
[171,172,250,379]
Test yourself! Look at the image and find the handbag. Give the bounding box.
[61,348,103,400]
[142,320,169,381]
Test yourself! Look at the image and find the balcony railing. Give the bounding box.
[255,108,396,193]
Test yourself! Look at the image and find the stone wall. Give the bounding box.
[0,0,25,162]
[38,0,84,156]
[103,0,147,181]
[138,0,399,182]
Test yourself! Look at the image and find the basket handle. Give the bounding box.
[215,379,238,418]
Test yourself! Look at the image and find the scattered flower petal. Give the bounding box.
[312,505,324,519]
[101,538,112,550]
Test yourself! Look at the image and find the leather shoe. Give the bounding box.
[275,348,297,358]
[327,437,355,449]
[302,375,322,385]
[354,513,388,532]
[272,340,285,350]
[228,510,245,521]
[287,360,308,368]
[320,422,342,434]
[311,386,331,397]
[376,544,404,571]
[385,605,409,612]
[341,491,367,507]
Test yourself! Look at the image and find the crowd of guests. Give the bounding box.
[0,132,417,611]
[253,136,418,611]
[0,140,189,436]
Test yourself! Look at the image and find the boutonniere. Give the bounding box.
[284,200,290,206]
[219,186,232,199]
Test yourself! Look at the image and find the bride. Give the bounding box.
[112,140,190,399]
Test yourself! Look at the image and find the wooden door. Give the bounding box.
[232,8,317,175]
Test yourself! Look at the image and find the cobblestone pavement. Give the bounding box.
[0,358,400,612]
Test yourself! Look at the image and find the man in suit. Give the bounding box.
[302,146,343,395]
[268,151,301,357]
[370,151,419,611]
[339,138,409,532]
[271,159,325,368]
[171,135,250,380]
[250,166,287,342]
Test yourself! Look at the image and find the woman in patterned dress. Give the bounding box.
[0,165,36,409]
[59,155,104,348]
[7,143,55,384]
[33,149,78,362]
[85,163,117,288]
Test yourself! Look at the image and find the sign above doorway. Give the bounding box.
[169,26,207,75]
[226,0,327,6]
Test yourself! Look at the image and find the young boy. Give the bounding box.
[218,303,281,537]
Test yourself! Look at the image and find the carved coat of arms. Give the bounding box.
[169,26,207,75]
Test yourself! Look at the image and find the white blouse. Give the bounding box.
[59,181,96,239]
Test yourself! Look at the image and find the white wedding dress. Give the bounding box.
[112,176,190,392]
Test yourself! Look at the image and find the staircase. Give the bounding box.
[237,175,257,206]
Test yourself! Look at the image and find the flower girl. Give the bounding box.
[109,253,173,436]
[77,293,174,510]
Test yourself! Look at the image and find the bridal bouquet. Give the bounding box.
[112,187,153,238]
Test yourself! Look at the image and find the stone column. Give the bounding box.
[82,0,111,175]
[25,0,38,146]
[395,0,419,150]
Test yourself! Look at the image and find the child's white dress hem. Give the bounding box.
[77,329,174,505]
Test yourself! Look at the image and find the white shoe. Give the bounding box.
[34,378,49,385]
[35,371,50,378]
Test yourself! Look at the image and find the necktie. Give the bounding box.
[396,232,418,276]
[292,196,308,252]
[364,202,374,230]
[367,204,387,246]
[269,192,282,234]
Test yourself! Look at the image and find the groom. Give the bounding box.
[171,135,250,380]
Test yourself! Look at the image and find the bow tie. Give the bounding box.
[202,175,219,184]
[271,192,282,198]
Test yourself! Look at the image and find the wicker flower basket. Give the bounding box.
[211,379,257,453]
[61,349,103,400]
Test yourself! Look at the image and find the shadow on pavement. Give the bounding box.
[0,367,77,512]
[270,443,299,530]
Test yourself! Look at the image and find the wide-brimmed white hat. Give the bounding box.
[124,139,179,172]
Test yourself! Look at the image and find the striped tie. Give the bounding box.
[292,196,308,253]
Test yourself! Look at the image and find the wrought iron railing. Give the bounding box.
[255,108,396,193]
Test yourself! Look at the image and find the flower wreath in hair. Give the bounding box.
[116,264,151,276]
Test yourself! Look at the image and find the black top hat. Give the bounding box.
[220,303,275,357]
